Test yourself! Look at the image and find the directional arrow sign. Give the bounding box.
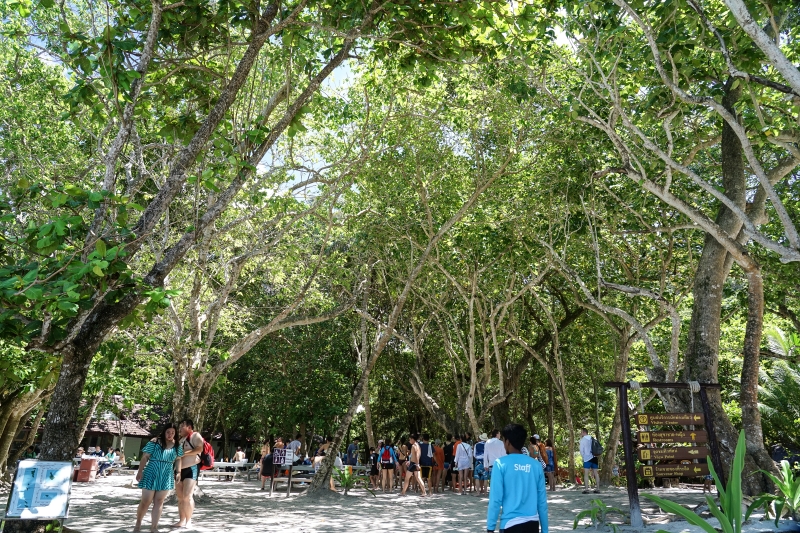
[638,447,709,461]
[639,464,710,478]
[635,413,705,426]
[637,431,708,444]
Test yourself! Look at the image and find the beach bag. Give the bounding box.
[199,439,215,470]
[590,437,604,457]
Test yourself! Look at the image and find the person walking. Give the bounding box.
[579,428,600,494]
[378,439,398,493]
[473,433,488,496]
[173,419,204,529]
[396,438,409,489]
[486,423,549,533]
[484,428,507,490]
[544,439,557,491]
[134,424,182,533]
[454,434,473,496]
[259,447,275,491]
[400,434,427,497]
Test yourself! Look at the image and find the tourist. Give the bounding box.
[233,446,246,462]
[579,428,600,494]
[432,438,445,493]
[454,434,473,496]
[396,437,408,487]
[98,446,116,477]
[465,432,474,491]
[173,418,204,529]
[368,446,379,490]
[400,433,427,497]
[117,448,125,465]
[418,433,434,491]
[473,433,488,496]
[544,439,557,491]
[134,423,182,533]
[288,434,302,464]
[346,437,360,466]
[486,423,549,533]
[75,447,84,458]
[378,439,398,493]
[484,428,506,488]
[260,448,275,491]
[529,435,544,466]
[443,434,455,490]
[22,446,36,459]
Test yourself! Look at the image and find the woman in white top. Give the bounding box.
[454,435,473,495]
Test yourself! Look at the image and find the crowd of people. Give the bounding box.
[129,421,608,533]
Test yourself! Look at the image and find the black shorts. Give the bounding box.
[502,521,539,533]
[407,462,420,472]
[380,462,395,470]
[421,465,432,478]
[370,465,379,476]
[180,465,198,481]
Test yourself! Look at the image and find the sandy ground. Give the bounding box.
[2,474,795,533]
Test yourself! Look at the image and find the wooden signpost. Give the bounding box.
[605,381,723,530]
[640,464,709,477]
[637,430,708,444]
[635,413,704,425]
[638,447,708,461]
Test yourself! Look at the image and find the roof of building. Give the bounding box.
[83,396,169,438]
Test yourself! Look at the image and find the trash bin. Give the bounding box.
[76,458,98,482]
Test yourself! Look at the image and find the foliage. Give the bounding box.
[331,466,373,496]
[746,460,800,525]
[645,430,747,533]
[573,498,627,532]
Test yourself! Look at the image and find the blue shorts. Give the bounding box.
[473,462,488,480]
[583,458,599,469]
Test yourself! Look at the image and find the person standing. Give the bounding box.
[473,433,488,496]
[368,447,380,490]
[443,434,455,491]
[346,437,360,466]
[544,439,557,491]
[432,439,445,493]
[378,439,398,493]
[454,435,473,496]
[396,438,409,488]
[486,423,549,533]
[484,429,507,489]
[173,419,204,529]
[579,428,600,494]
[418,433,434,491]
[134,424,182,533]
[259,447,275,491]
[400,434,427,497]
[23,446,36,459]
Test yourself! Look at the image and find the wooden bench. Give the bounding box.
[198,470,238,481]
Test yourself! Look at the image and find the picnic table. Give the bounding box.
[198,461,255,482]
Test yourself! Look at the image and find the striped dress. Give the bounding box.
[139,440,183,491]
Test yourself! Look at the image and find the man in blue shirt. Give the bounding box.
[346,438,360,466]
[487,423,549,533]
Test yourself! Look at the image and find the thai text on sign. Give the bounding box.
[635,413,704,425]
[637,430,707,444]
[639,464,709,477]
[638,447,709,461]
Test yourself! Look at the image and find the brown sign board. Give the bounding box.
[640,464,710,477]
[635,413,704,426]
[637,430,707,444]
[638,447,709,461]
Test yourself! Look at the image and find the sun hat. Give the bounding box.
[533,434,540,440]
[479,433,488,442]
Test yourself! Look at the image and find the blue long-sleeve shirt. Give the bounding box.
[486,453,549,532]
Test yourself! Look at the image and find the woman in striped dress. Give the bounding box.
[135,424,183,532]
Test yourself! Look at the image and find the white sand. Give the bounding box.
[2,475,793,532]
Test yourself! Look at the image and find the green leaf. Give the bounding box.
[641,494,718,533]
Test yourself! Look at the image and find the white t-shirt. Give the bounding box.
[288,440,301,454]
[579,434,594,462]
[483,437,507,468]
[454,442,473,470]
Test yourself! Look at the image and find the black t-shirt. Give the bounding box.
[419,442,432,466]
[443,442,454,463]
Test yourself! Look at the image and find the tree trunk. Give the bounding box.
[681,81,776,495]
[600,331,632,485]
[0,392,42,473]
[8,403,48,468]
[76,389,105,446]
[547,378,554,443]
[363,383,375,450]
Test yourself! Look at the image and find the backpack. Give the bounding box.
[380,446,393,465]
[199,438,215,470]
[591,437,604,457]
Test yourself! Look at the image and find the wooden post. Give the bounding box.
[285,463,294,497]
[698,387,725,488]
[618,384,643,529]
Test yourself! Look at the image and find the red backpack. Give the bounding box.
[199,439,215,470]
